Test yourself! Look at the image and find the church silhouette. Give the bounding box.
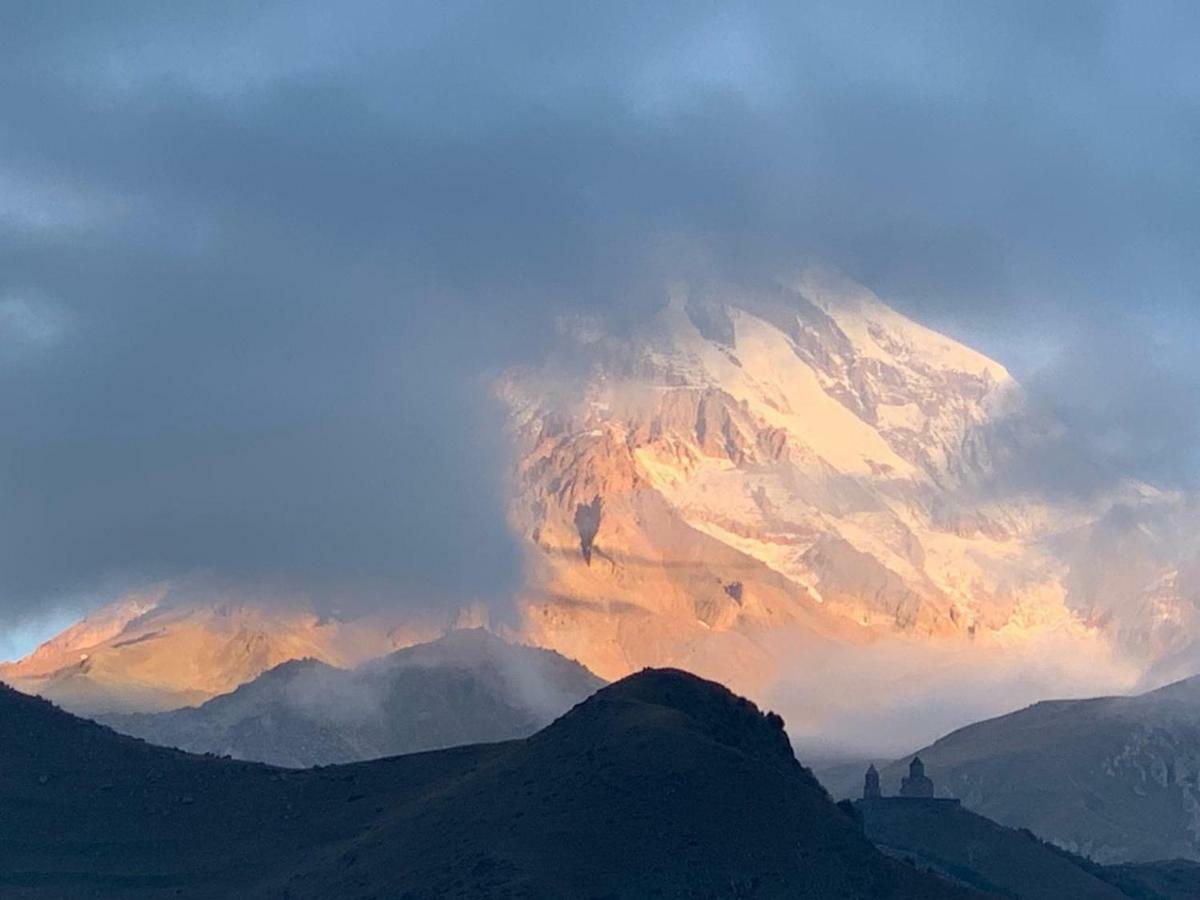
[860,757,958,805]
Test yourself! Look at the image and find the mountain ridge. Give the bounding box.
[100,629,605,767]
[870,672,1200,863]
[0,593,433,714]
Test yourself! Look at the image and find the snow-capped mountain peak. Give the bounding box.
[503,270,1199,748]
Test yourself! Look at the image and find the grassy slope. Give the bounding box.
[858,799,1128,900]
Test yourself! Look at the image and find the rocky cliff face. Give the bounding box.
[502,270,1200,735]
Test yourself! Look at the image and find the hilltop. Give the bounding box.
[0,668,974,898]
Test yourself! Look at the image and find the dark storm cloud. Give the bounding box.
[2,1,1199,624]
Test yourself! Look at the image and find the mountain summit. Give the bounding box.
[504,269,1200,745]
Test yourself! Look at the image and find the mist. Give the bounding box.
[768,623,1141,759]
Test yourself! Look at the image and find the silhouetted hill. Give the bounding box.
[877,675,1200,863]
[0,669,977,898]
[100,629,604,766]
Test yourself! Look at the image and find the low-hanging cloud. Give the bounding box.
[2,1,1199,630]
[767,624,1142,758]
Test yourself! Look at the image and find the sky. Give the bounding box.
[2,1,1199,654]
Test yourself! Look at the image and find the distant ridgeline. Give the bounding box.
[842,757,1200,899]
[859,756,959,805]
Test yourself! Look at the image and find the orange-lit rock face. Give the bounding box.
[501,272,1200,717]
[0,594,437,714]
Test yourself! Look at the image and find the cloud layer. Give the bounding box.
[2,1,1199,629]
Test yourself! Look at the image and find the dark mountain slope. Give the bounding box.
[268,668,977,898]
[1105,860,1200,900]
[101,629,605,767]
[0,669,976,899]
[857,798,1128,899]
[878,676,1200,863]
